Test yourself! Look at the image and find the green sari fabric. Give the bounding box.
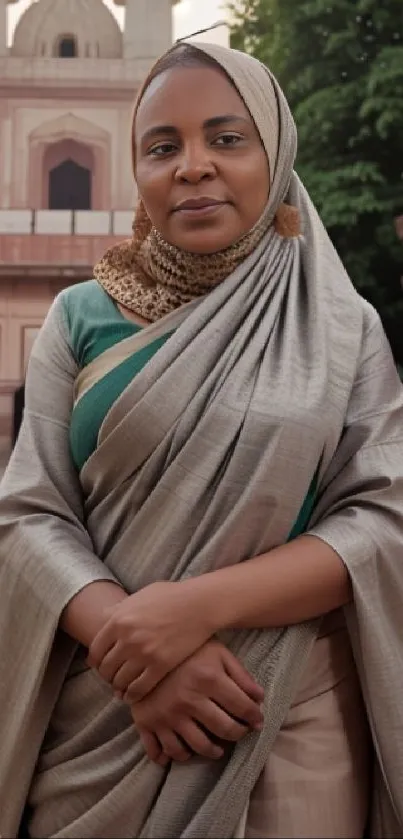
[65,282,172,472]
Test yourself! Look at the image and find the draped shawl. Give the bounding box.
[0,42,403,839]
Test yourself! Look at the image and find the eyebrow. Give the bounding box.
[140,114,250,144]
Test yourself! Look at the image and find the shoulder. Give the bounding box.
[57,280,116,366]
[59,279,107,326]
[351,299,401,411]
[360,298,394,362]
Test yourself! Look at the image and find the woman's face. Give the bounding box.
[135,64,270,254]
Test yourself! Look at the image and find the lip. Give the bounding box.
[173,197,228,214]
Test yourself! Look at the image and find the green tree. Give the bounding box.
[230,0,403,362]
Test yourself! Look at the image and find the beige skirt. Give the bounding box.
[243,611,371,838]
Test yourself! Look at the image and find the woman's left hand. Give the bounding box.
[88,580,216,702]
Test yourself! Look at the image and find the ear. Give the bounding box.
[274,203,301,238]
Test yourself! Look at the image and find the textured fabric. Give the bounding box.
[0,42,402,839]
[94,205,275,322]
[72,297,188,405]
[71,333,170,471]
[65,282,173,471]
[245,617,370,839]
[24,285,321,839]
[64,280,141,368]
[65,281,141,469]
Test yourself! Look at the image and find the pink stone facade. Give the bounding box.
[0,228,126,454]
[0,0,171,457]
[0,277,64,449]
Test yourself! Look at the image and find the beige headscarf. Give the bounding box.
[93,42,301,322]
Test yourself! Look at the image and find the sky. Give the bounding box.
[7,0,229,46]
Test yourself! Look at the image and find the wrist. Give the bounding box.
[181,572,235,634]
[61,581,128,648]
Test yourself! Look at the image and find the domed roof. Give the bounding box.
[12,0,123,59]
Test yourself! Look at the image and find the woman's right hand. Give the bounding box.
[130,640,264,765]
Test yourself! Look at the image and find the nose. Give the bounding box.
[174,142,216,184]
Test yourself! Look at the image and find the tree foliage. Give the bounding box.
[230,0,403,362]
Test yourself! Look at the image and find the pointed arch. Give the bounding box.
[28,114,111,210]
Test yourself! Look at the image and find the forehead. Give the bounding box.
[135,66,252,135]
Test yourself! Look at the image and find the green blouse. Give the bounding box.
[62,281,172,472]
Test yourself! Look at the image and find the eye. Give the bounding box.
[213,133,244,147]
[147,142,178,157]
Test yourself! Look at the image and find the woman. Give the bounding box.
[0,40,402,839]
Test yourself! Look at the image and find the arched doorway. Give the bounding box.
[49,158,91,210]
[29,116,110,210]
[44,139,94,210]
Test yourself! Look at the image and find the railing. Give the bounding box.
[0,209,133,236]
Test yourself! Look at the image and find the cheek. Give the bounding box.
[239,157,270,219]
[136,164,170,219]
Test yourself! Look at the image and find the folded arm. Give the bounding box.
[90,303,403,700]
[185,303,403,634]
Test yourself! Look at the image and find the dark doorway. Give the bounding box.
[48,159,91,210]
[58,37,77,58]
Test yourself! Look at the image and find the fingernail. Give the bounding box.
[213,748,224,759]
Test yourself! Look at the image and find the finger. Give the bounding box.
[157,729,192,763]
[97,642,138,685]
[194,698,251,742]
[87,624,116,669]
[124,667,164,703]
[222,651,265,702]
[213,675,264,730]
[137,727,163,763]
[113,660,143,695]
[176,719,224,760]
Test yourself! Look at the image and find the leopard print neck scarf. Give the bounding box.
[93,199,278,322]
